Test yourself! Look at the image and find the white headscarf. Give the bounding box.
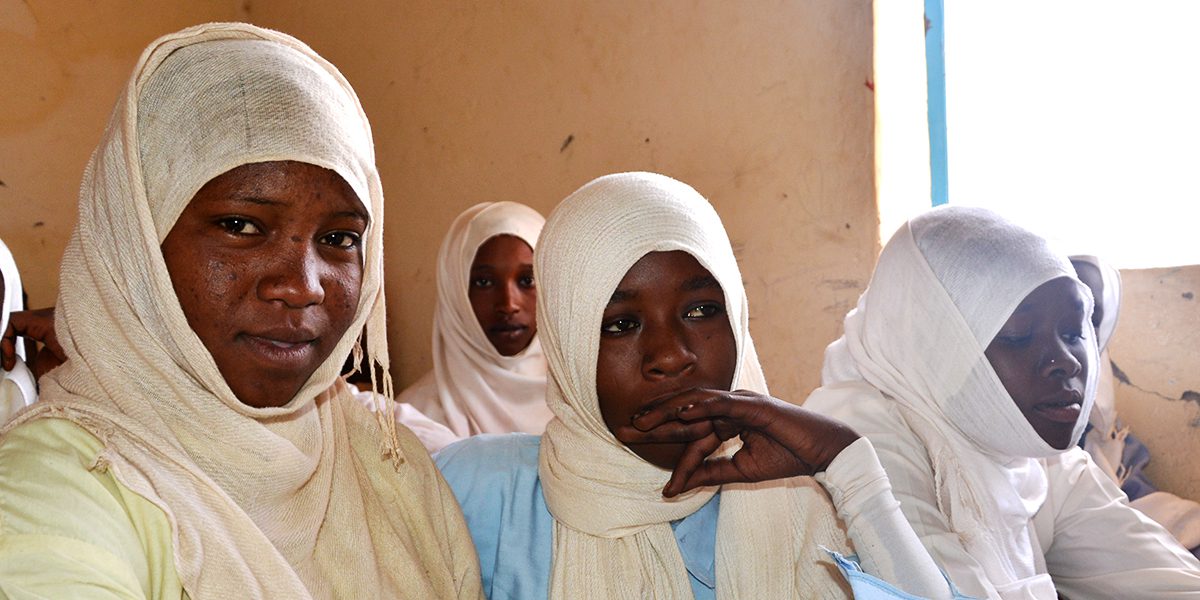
[401,201,551,436]
[2,23,480,599]
[1069,255,1122,436]
[0,238,36,414]
[536,172,851,599]
[818,206,1097,596]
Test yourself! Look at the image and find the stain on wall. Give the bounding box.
[1110,266,1200,500]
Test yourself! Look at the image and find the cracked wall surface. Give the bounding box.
[1109,265,1200,500]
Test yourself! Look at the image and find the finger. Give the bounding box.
[0,335,13,371]
[615,420,715,445]
[630,388,724,430]
[674,456,753,494]
[673,391,775,428]
[663,433,724,498]
[41,329,66,361]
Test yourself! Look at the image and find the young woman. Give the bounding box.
[1070,254,1200,554]
[806,207,1200,598]
[0,23,481,598]
[436,172,966,599]
[396,201,551,441]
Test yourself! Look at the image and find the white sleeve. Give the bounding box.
[807,385,1003,599]
[1041,449,1200,598]
[817,437,957,600]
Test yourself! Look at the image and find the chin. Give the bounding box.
[631,442,686,471]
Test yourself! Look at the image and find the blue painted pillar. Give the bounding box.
[925,0,949,206]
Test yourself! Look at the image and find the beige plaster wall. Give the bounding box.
[1108,266,1200,500]
[0,0,875,400]
[244,1,878,399]
[0,0,245,307]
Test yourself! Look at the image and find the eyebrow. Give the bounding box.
[607,275,721,305]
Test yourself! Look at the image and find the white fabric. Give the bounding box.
[813,206,1099,598]
[0,238,36,422]
[808,386,1200,599]
[535,171,857,600]
[1,23,480,599]
[402,201,551,437]
[355,389,459,452]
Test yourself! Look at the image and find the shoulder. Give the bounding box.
[0,417,181,596]
[435,433,541,484]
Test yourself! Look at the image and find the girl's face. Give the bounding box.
[161,161,367,408]
[985,277,1091,449]
[468,234,537,356]
[595,251,737,469]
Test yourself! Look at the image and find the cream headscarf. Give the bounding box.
[401,201,551,436]
[2,23,480,599]
[818,206,1098,597]
[1,238,36,416]
[536,172,851,599]
[1068,254,1121,436]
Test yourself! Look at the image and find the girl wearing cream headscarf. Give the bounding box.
[1070,254,1200,554]
[807,207,1200,599]
[0,23,481,599]
[390,201,550,444]
[437,172,965,599]
[0,238,37,424]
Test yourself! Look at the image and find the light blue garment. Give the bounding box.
[436,433,970,600]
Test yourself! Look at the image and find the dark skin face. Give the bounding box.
[1071,260,1105,331]
[596,251,737,469]
[468,234,537,356]
[985,277,1091,449]
[161,161,367,409]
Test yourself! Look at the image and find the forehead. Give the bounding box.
[612,251,720,295]
[472,234,533,267]
[1010,277,1087,318]
[189,161,364,214]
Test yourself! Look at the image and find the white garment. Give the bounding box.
[1069,254,1121,435]
[355,389,458,452]
[402,201,551,437]
[809,206,1200,598]
[534,172,953,599]
[2,23,480,599]
[0,238,36,424]
[808,385,1200,599]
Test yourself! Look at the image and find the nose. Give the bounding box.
[496,280,521,316]
[1040,337,1083,379]
[258,239,326,308]
[642,321,697,380]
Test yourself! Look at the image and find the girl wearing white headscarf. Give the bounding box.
[807,207,1200,599]
[397,201,550,442]
[0,23,481,599]
[1070,254,1200,553]
[437,172,965,599]
[0,238,37,424]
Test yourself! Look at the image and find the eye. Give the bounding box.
[519,275,536,289]
[1062,329,1086,344]
[471,277,494,289]
[217,217,262,235]
[685,303,723,319]
[995,333,1032,347]
[320,231,361,249]
[601,317,639,335]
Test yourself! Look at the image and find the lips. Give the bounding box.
[240,327,319,369]
[1032,389,1084,424]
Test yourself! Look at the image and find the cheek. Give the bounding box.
[327,267,363,325]
[595,342,637,428]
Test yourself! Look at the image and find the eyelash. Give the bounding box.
[600,303,725,335]
[216,218,361,249]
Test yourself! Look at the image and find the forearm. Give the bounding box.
[817,437,955,600]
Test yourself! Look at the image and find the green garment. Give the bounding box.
[0,418,185,599]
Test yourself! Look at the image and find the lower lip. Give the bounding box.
[242,335,316,367]
[490,327,527,340]
[1034,402,1082,424]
